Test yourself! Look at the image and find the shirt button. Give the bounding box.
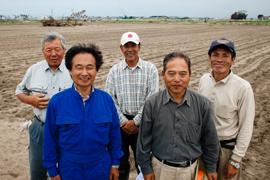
[174,145,177,147]
[53,87,55,89]
[53,74,55,76]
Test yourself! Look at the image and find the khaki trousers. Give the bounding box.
[198,144,242,180]
[217,147,241,180]
[151,156,197,180]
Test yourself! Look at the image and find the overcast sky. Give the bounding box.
[1,0,269,19]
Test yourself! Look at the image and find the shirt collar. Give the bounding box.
[74,84,95,101]
[44,59,65,72]
[210,70,233,84]
[122,57,142,70]
[163,88,190,107]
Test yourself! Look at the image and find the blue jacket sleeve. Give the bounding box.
[107,98,124,165]
[43,99,60,177]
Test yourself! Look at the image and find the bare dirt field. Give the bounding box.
[0,22,269,180]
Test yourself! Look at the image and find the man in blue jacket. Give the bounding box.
[43,44,123,180]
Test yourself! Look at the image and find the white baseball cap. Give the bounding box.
[120,32,140,45]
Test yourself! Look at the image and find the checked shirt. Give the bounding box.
[105,58,159,126]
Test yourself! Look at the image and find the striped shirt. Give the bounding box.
[105,58,159,125]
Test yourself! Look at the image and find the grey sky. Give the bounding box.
[1,0,269,19]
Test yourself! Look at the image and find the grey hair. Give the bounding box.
[41,31,65,50]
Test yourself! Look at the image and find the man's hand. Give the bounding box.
[28,94,50,109]
[206,172,218,180]
[17,93,50,109]
[121,120,138,135]
[109,167,119,180]
[224,159,238,179]
[51,174,61,180]
[143,172,155,180]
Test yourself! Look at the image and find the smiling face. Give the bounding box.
[43,38,65,71]
[69,53,98,91]
[162,57,191,102]
[120,42,141,67]
[209,47,235,81]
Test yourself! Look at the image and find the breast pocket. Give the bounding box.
[186,121,201,144]
[56,116,80,141]
[59,82,72,92]
[92,114,112,140]
[30,83,48,95]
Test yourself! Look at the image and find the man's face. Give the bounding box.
[120,42,141,65]
[69,53,98,90]
[43,38,65,71]
[209,48,235,77]
[162,57,191,98]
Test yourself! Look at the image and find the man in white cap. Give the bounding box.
[198,38,255,180]
[105,32,159,179]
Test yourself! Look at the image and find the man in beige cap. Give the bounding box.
[105,32,159,179]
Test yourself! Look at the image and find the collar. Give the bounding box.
[122,58,143,70]
[74,84,95,100]
[162,88,190,107]
[210,70,233,84]
[44,59,65,72]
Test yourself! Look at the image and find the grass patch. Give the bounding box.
[0,20,40,24]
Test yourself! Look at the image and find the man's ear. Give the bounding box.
[232,57,235,64]
[162,70,165,80]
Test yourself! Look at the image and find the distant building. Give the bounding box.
[40,15,50,20]
[260,16,270,20]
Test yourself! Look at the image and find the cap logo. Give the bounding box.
[128,34,133,38]
[217,40,229,44]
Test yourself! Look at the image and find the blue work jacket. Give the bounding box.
[43,84,123,179]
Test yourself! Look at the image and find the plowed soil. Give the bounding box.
[0,22,269,180]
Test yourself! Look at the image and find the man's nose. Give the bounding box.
[51,50,57,56]
[81,68,88,75]
[174,74,181,82]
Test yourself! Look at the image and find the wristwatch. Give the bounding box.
[228,160,240,169]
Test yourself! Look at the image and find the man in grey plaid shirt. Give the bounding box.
[105,32,159,180]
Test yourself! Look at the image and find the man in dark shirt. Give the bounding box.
[137,52,219,180]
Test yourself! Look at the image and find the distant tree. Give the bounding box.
[70,10,88,24]
[231,10,248,20]
[258,14,264,19]
[20,14,29,20]
[14,15,19,20]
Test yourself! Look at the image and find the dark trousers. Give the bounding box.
[118,115,139,180]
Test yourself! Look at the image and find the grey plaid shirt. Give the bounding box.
[105,58,159,126]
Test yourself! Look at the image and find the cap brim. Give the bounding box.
[121,40,140,46]
[208,44,236,56]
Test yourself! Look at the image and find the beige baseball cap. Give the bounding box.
[120,32,140,45]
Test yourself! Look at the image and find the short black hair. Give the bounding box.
[65,43,104,71]
[209,44,235,60]
[163,52,191,73]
